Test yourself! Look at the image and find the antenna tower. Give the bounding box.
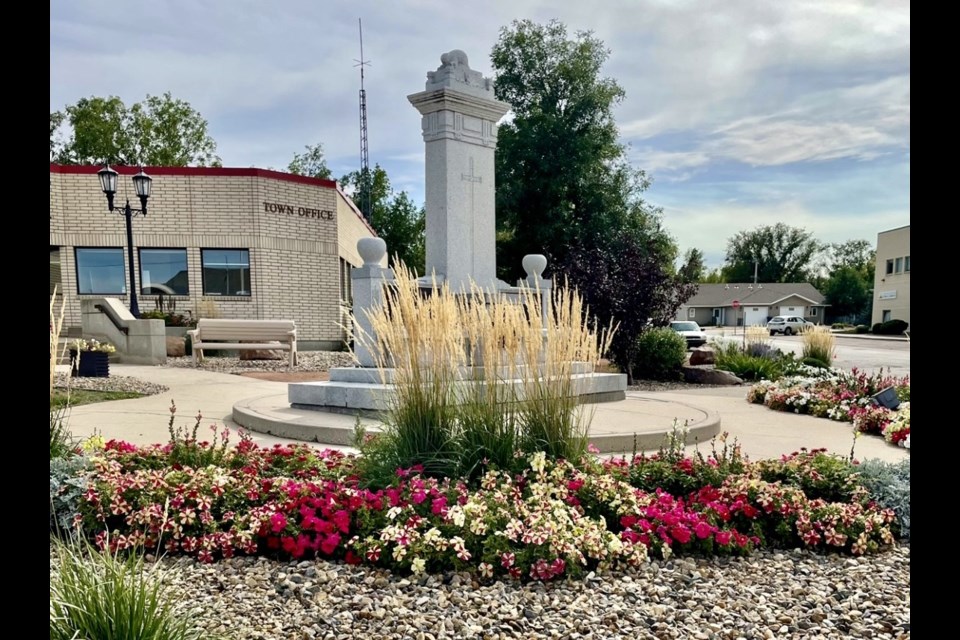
[355,18,372,219]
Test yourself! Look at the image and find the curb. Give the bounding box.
[233,393,722,454]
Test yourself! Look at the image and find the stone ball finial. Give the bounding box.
[522,254,547,279]
[358,237,387,266]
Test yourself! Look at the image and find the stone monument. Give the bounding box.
[286,49,627,413]
[407,49,511,291]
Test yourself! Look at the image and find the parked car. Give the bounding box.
[670,321,707,347]
[767,315,814,336]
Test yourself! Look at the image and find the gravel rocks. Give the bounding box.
[629,380,730,392]
[163,351,355,374]
[52,373,169,396]
[150,545,909,640]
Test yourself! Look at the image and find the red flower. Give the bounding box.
[320,533,341,555]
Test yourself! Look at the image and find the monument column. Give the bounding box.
[408,50,511,291]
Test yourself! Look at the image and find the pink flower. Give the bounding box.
[501,552,515,568]
[270,512,287,533]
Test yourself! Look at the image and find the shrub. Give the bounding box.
[801,356,831,369]
[876,319,909,335]
[802,325,835,364]
[50,536,204,640]
[714,342,782,381]
[855,325,869,334]
[855,458,910,539]
[51,456,90,533]
[632,327,687,381]
[871,323,882,333]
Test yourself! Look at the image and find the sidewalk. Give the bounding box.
[58,364,909,464]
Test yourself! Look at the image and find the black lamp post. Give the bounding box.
[97,164,152,318]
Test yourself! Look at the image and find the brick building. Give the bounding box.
[49,163,381,349]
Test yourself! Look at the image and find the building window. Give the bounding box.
[140,248,189,295]
[50,247,61,296]
[894,257,902,273]
[810,307,817,316]
[882,310,892,322]
[201,249,250,296]
[904,255,910,272]
[688,307,696,318]
[75,248,125,295]
[886,259,894,275]
[339,258,353,304]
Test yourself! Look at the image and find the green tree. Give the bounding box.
[492,19,656,278]
[340,165,425,273]
[678,248,706,282]
[823,266,871,321]
[723,223,823,283]
[288,143,332,179]
[491,19,694,376]
[51,92,220,166]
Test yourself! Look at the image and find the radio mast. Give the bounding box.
[355,18,372,219]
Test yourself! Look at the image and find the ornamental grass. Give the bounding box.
[356,263,613,482]
[802,325,836,365]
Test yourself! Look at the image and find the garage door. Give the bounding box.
[779,305,804,317]
[744,306,768,326]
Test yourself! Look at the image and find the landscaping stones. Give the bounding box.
[682,365,744,386]
[164,351,355,374]
[52,373,168,396]
[140,544,909,640]
[689,347,717,366]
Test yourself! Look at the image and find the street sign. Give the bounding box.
[732,300,740,309]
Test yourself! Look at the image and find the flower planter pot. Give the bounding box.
[70,349,110,378]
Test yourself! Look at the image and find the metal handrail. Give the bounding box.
[93,304,130,335]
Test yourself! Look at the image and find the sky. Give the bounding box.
[50,0,910,270]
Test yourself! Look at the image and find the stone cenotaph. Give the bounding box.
[287,50,626,412]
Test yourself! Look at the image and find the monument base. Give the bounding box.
[287,365,627,413]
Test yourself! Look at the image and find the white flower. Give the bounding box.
[411,557,426,574]
[386,506,403,521]
[529,451,547,474]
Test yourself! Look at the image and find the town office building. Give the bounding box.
[872,225,910,328]
[50,164,380,350]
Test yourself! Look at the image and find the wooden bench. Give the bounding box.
[188,319,298,369]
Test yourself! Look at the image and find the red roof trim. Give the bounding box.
[336,185,378,237]
[49,163,337,189]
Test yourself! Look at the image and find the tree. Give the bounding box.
[819,239,875,323]
[822,266,871,321]
[51,92,220,166]
[678,248,706,282]
[492,19,650,278]
[829,239,875,280]
[491,19,694,378]
[288,143,332,179]
[340,165,425,273]
[723,223,823,283]
[564,225,698,384]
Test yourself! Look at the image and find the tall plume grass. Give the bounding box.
[50,287,74,460]
[802,325,836,365]
[356,264,615,482]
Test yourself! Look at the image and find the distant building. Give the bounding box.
[50,163,382,350]
[676,283,827,327]
[871,225,910,329]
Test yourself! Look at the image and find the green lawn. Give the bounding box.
[50,389,143,409]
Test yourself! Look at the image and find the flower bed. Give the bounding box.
[53,432,901,583]
[746,367,910,448]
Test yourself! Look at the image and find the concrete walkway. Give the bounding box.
[58,364,909,463]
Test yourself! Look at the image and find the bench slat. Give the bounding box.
[193,343,292,350]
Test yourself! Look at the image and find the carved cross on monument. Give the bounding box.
[461,157,482,184]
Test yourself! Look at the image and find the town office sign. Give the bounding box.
[263,201,334,220]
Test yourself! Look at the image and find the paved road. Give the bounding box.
[709,332,910,378]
